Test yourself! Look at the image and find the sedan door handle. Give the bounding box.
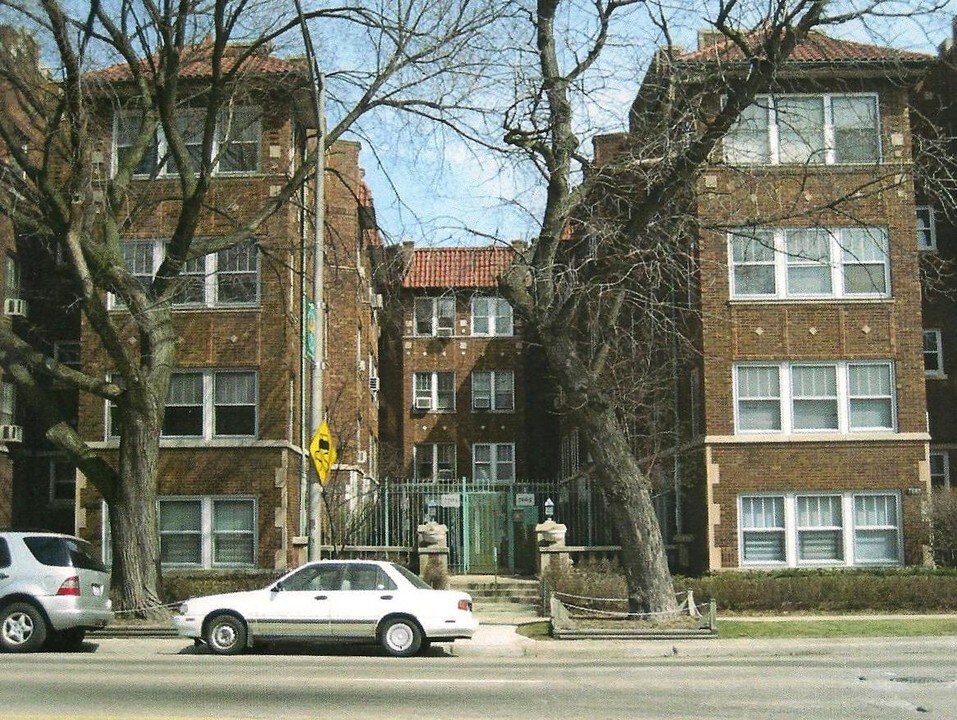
[379,594,393,600]
[313,594,328,600]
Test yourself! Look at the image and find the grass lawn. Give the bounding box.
[519,618,957,640]
[718,618,957,639]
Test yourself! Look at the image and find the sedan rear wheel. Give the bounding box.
[0,603,48,653]
[204,614,247,655]
[380,617,423,657]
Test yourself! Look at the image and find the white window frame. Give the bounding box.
[733,361,896,435]
[110,239,259,309]
[412,371,455,412]
[924,329,944,377]
[0,382,16,426]
[930,450,950,490]
[158,496,257,568]
[739,492,902,568]
[113,105,261,178]
[106,369,258,440]
[472,442,515,482]
[916,206,937,251]
[728,227,890,300]
[724,93,881,166]
[413,297,455,337]
[471,370,514,412]
[413,443,457,480]
[470,296,514,337]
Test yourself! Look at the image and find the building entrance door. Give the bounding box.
[463,491,503,573]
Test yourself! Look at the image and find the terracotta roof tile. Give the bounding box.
[677,30,932,64]
[88,42,306,83]
[402,246,516,289]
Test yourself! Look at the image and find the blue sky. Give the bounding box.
[341,3,954,250]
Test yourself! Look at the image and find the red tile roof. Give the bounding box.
[677,30,932,64]
[401,246,517,289]
[88,41,306,83]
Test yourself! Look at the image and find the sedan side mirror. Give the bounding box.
[272,582,284,593]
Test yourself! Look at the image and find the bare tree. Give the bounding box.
[495,0,944,614]
[0,0,505,615]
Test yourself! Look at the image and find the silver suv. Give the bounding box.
[0,531,112,652]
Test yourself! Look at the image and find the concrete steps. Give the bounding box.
[450,575,543,622]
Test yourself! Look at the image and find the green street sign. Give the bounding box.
[305,302,317,360]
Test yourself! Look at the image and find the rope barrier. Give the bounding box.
[553,589,688,603]
[111,600,184,616]
[561,599,708,619]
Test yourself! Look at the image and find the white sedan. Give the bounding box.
[171,560,478,656]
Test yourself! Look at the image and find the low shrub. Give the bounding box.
[161,570,282,605]
[544,560,957,613]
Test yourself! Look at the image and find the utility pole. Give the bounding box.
[295,0,326,562]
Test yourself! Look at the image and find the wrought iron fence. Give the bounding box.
[322,477,615,574]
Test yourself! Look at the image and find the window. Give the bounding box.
[853,494,900,564]
[740,496,786,563]
[930,451,950,490]
[729,227,889,300]
[473,443,515,482]
[471,296,513,336]
[916,206,937,251]
[109,369,257,439]
[49,460,76,506]
[53,341,81,369]
[924,330,944,376]
[114,105,261,177]
[414,297,455,336]
[739,493,901,567]
[414,443,456,479]
[114,239,259,308]
[471,371,514,411]
[734,362,895,434]
[724,94,880,165]
[412,372,455,412]
[158,497,256,568]
[0,382,16,426]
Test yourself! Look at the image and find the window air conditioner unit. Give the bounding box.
[436,326,453,337]
[370,293,384,309]
[473,397,491,410]
[368,376,380,392]
[0,424,23,443]
[3,298,27,317]
[414,397,432,411]
[437,469,454,479]
[357,450,368,464]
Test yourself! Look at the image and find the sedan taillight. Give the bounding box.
[57,576,81,596]
[458,598,472,612]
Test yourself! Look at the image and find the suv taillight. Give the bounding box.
[57,576,81,596]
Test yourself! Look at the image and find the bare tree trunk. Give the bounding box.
[107,405,164,617]
[541,336,677,615]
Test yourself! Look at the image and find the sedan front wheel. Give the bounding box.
[204,614,247,655]
[380,617,423,657]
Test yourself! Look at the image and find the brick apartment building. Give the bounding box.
[376,243,557,572]
[68,45,382,572]
[615,31,938,573]
[921,23,957,501]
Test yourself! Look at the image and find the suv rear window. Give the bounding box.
[23,536,107,572]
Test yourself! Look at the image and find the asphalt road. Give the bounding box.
[0,635,955,719]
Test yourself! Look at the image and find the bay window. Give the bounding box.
[724,94,880,165]
[729,227,889,299]
[740,493,901,567]
[734,361,895,434]
[113,105,261,177]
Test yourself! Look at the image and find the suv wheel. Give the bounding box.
[0,602,48,653]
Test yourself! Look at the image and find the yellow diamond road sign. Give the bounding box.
[309,421,337,485]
